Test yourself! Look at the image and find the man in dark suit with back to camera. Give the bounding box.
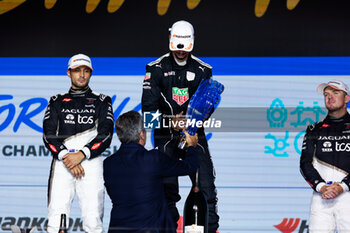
[103,111,199,233]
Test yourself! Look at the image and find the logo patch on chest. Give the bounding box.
[322,141,333,152]
[186,71,195,81]
[164,71,175,77]
[62,98,72,102]
[172,87,189,106]
[144,72,151,80]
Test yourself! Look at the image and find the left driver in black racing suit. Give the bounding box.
[43,54,114,233]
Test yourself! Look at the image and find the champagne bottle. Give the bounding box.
[58,213,67,233]
[183,170,208,233]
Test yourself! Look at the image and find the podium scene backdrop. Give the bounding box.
[1,1,350,232]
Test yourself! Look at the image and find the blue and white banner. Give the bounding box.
[1,57,350,233]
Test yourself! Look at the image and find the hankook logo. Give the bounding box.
[274,218,309,233]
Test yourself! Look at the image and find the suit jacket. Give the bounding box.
[103,142,199,233]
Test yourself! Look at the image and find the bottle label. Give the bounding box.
[184,225,204,233]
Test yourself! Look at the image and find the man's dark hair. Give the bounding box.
[115,111,144,144]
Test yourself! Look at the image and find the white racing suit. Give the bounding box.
[43,88,114,233]
[300,113,350,233]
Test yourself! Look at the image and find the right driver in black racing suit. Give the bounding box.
[141,20,219,233]
[300,80,350,233]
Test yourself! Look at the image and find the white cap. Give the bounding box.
[68,54,93,71]
[169,20,194,52]
[317,80,350,95]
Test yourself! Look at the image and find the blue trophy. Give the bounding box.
[178,78,224,149]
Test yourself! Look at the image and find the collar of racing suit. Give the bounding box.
[69,87,91,97]
[170,52,192,69]
[324,112,350,124]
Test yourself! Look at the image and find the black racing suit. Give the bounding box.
[300,113,350,191]
[300,113,350,232]
[141,53,219,232]
[43,87,114,160]
[43,87,114,233]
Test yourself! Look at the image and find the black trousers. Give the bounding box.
[154,132,219,233]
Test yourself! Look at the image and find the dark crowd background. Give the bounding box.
[0,0,349,57]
